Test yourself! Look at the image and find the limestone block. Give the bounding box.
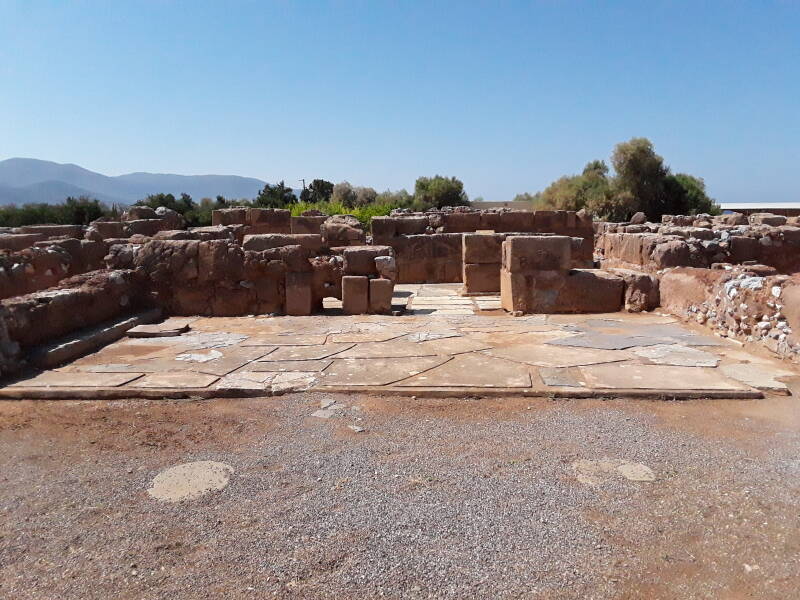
[246,208,291,233]
[242,233,324,252]
[370,216,397,242]
[502,236,572,272]
[342,275,369,314]
[462,233,505,264]
[395,216,429,235]
[211,208,248,226]
[464,263,501,293]
[342,245,393,276]
[369,278,393,314]
[750,213,787,227]
[285,272,313,316]
[290,215,327,235]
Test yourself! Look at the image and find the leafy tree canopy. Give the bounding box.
[413,175,469,210]
[518,138,718,220]
[299,179,334,204]
[254,181,297,208]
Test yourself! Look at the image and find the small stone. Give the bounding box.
[348,425,365,433]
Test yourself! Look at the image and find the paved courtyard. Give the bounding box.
[4,284,797,399]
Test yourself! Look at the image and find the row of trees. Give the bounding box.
[0,174,468,228]
[0,196,117,228]
[515,138,718,221]
[253,175,469,211]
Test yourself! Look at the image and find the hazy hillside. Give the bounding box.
[0,158,267,205]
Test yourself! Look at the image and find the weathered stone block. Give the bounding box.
[370,216,397,242]
[750,213,787,227]
[463,263,501,293]
[502,236,572,272]
[369,278,393,314]
[442,212,481,233]
[285,272,313,316]
[342,275,369,314]
[395,216,429,235]
[290,215,327,235]
[342,245,393,276]
[247,208,291,233]
[462,233,505,264]
[242,234,323,252]
[211,208,248,226]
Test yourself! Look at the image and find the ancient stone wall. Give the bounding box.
[658,266,800,361]
[596,212,800,273]
[373,209,593,284]
[104,238,394,317]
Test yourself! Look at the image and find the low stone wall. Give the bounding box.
[0,268,142,377]
[105,238,394,317]
[658,266,800,361]
[374,209,594,284]
[596,212,800,274]
[0,239,109,300]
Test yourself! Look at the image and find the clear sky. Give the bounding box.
[1,1,798,203]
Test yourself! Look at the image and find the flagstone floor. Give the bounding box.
[4,284,798,398]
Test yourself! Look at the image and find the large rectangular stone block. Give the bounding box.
[342,275,369,314]
[496,211,535,233]
[342,245,393,276]
[502,236,572,272]
[0,233,46,251]
[370,217,397,242]
[369,278,393,314]
[442,212,481,233]
[247,208,291,233]
[211,208,248,226]
[243,234,323,252]
[464,263,501,293]
[290,215,327,235]
[462,233,505,264]
[285,272,313,316]
[19,224,84,238]
[395,216,429,235]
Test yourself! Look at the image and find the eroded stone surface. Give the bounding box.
[397,353,532,388]
[9,372,143,387]
[321,357,449,386]
[719,363,792,392]
[147,461,234,502]
[579,364,747,390]
[572,459,656,485]
[633,344,719,367]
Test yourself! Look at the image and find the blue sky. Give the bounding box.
[1,1,798,202]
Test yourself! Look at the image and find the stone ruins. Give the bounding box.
[1,205,799,398]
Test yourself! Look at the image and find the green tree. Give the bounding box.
[665,173,719,215]
[331,181,357,208]
[254,181,297,208]
[354,186,378,207]
[413,175,469,210]
[59,196,107,224]
[611,138,670,219]
[135,192,196,215]
[300,179,334,203]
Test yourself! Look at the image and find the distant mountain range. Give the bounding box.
[0,158,269,206]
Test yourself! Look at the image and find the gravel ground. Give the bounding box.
[0,393,798,599]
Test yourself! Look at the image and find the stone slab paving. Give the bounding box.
[3,285,799,399]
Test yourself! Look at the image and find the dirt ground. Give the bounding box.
[1,392,798,599]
